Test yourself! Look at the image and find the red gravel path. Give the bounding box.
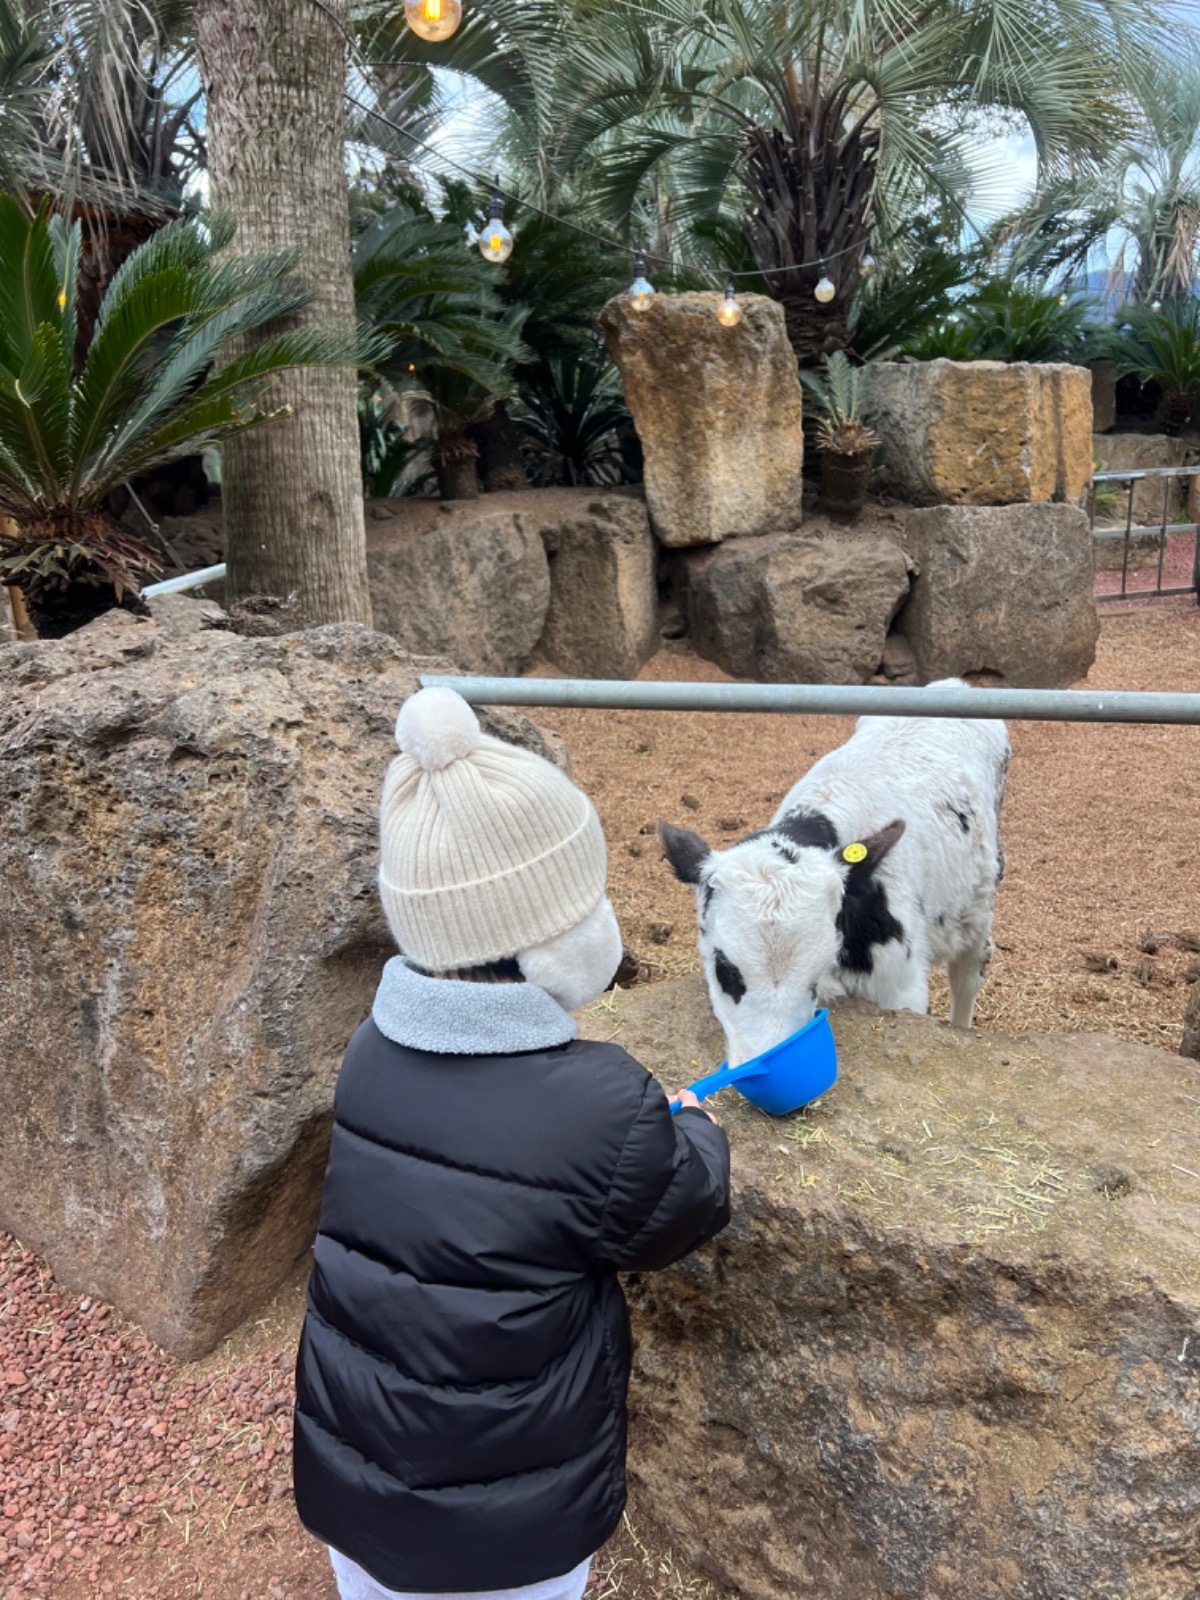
[0,1233,305,1600]
[1094,529,1198,607]
[0,1234,715,1600]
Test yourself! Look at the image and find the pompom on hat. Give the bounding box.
[379,686,608,971]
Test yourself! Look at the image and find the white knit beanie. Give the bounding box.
[379,687,608,970]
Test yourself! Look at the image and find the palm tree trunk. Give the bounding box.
[196,0,371,626]
[744,114,877,366]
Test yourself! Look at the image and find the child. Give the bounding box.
[293,686,731,1600]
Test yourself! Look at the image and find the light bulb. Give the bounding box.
[859,256,876,277]
[1151,299,1162,314]
[814,276,836,304]
[478,179,514,263]
[629,250,655,312]
[716,280,742,327]
[479,221,513,263]
[1058,292,1069,307]
[404,0,462,40]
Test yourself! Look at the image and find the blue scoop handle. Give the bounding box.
[669,1060,754,1114]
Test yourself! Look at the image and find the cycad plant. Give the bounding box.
[905,280,1097,362]
[800,351,880,520]
[354,197,531,498]
[513,355,628,487]
[1111,298,1200,432]
[0,198,359,637]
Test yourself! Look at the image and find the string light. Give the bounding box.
[716,279,742,327]
[814,276,836,304]
[859,256,876,277]
[628,248,655,311]
[403,0,462,40]
[1151,299,1163,314]
[1058,292,1069,306]
[344,93,870,291]
[478,178,514,263]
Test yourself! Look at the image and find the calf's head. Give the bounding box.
[658,813,905,1067]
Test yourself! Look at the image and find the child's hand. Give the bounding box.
[671,1088,717,1122]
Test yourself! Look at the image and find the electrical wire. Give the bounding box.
[346,91,868,283]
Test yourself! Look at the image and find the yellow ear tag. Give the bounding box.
[842,842,868,864]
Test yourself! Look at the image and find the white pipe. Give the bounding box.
[142,563,226,597]
[419,675,1200,726]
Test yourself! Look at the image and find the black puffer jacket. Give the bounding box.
[293,962,730,1594]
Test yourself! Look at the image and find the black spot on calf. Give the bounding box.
[837,863,904,975]
[714,949,746,1003]
[774,808,839,851]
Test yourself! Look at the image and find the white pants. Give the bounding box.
[329,1549,593,1600]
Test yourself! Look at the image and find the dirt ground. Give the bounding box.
[3,605,1198,1600]
[540,605,1200,1052]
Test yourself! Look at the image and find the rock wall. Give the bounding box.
[1092,433,1192,527]
[366,499,551,675]
[674,529,913,685]
[580,975,1200,1600]
[896,504,1099,687]
[600,292,804,548]
[863,361,1092,507]
[0,601,563,1357]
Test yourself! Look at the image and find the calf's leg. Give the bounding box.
[947,937,992,1029]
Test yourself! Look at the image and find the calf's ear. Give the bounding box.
[860,818,906,871]
[657,820,712,885]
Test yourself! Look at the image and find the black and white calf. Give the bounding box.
[659,680,1011,1068]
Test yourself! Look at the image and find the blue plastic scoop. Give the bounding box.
[670,1009,837,1118]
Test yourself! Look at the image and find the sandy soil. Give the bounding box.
[538,607,1200,1051]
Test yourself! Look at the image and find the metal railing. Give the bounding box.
[420,675,1200,727]
[1090,465,1200,603]
[142,562,226,598]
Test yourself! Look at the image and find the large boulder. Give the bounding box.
[675,530,913,684]
[366,499,551,674]
[599,292,804,548]
[530,492,659,680]
[0,602,562,1358]
[580,975,1200,1600]
[863,361,1092,507]
[897,504,1098,687]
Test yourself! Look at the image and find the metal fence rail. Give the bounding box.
[420,675,1200,727]
[1090,465,1200,603]
[142,563,226,598]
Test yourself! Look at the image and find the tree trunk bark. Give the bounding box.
[195,0,371,626]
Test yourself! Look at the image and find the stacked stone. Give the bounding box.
[862,359,1098,687]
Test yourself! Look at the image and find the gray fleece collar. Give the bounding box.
[372,957,578,1055]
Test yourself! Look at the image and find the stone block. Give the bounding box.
[898,504,1097,687]
[581,974,1200,1600]
[366,500,550,675]
[531,492,659,680]
[863,360,1092,506]
[676,530,913,685]
[599,292,804,547]
[0,605,562,1356]
[1087,359,1117,433]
